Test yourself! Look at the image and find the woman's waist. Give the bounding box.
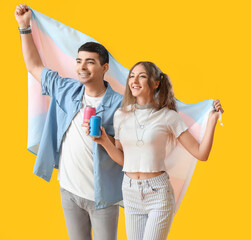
[125,171,166,180]
[122,158,166,175]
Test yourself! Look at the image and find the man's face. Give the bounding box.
[75,51,108,84]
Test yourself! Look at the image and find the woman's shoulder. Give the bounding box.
[114,107,123,116]
[165,108,179,116]
[156,107,176,115]
[156,108,181,121]
[115,106,127,117]
[114,105,133,121]
[115,105,133,114]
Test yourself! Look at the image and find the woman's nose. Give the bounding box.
[133,76,139,83]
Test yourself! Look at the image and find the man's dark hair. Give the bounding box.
[78,42,109,65]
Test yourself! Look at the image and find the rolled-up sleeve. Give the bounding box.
[41,68,61,97]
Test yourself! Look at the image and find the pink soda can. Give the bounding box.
[83,105,96,123]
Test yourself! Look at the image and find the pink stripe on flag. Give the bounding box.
[170,176,185,204]
[31,21,77,78]
[179,112,201,140]
[28,78,47,117]
[105,75,125,95]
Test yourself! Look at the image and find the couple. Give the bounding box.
[15,4,224,240]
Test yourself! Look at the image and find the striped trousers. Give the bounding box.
[122,172,175,240]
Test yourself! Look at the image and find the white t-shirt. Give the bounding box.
[114,105,188,172]
[58,93,103,200]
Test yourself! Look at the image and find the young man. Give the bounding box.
[15,4,123,240]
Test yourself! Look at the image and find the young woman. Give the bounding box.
[89,61,224,240]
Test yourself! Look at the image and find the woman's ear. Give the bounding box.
[154,81,160,89]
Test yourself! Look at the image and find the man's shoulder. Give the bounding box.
[112,90,123,101]
[106,84,123,102]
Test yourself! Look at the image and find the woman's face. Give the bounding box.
[128,64,151,104]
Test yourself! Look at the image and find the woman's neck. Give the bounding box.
[136,97,151,106]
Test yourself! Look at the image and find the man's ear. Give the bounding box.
[102,63,109,74]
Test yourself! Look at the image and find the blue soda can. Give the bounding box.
[89,116,101,138]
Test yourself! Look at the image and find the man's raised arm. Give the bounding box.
[15,4,44,82]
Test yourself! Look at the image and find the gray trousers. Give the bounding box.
[122,172,175,240]
[60,188,119,240]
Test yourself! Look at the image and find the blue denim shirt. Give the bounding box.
[33,68,123,209]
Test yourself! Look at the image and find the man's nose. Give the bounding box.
[80,62,87,69]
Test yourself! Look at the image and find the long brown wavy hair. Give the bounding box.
[121,61,177,112]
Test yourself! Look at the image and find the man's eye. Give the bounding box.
[140,75,147,78]
[88,62,94,64]
[76,61,81,64]
[129,75,134,78]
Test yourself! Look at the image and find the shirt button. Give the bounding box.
[73,110,76,113]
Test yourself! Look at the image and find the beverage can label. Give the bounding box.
[84,106,96,123]
[89,116,101,138]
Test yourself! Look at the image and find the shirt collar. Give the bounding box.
[101,81,113,107]
[73,81,113,108]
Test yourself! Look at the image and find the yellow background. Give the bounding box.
[1,0,250,239]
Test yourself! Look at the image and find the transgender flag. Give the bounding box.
[28,8,214,213]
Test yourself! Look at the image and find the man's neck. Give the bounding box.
[85,82,107,97]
